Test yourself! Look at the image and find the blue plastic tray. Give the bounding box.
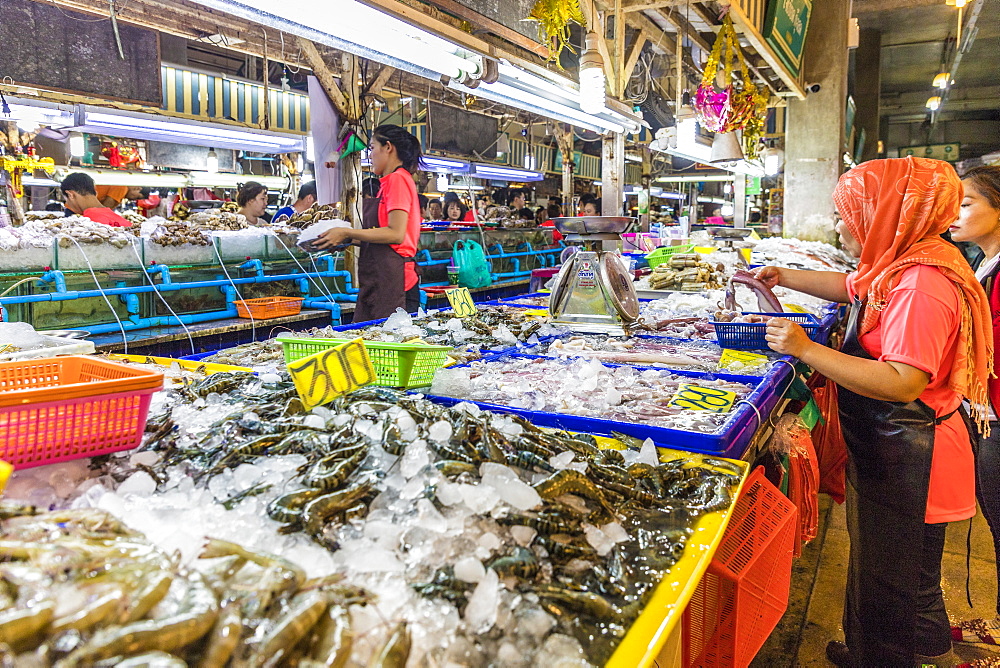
[422,352,792,458]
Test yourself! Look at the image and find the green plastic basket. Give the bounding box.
[646,244,696,269]
[276,336,452,389]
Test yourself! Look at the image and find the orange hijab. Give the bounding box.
[833,156,993,429]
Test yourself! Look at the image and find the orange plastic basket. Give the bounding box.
[0,356,164,468]
[682,466,798,668]
[234,297,304,320]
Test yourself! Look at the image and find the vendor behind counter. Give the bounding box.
[60,173,130,227]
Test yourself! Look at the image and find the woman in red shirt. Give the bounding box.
[316,125,423,319]
[758,157,993,667]
[947,166,1000,648]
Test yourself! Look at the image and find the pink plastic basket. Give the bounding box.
[0,356,163,468]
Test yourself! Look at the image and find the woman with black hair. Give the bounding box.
[444,199,468,223]
[236,181,269,226]
[316,124,423,320]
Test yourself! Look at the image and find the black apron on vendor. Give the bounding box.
[352,188,420,323]
[837,298,973,666]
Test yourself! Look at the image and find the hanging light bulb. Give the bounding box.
[933,72,950,89]
[281,66,291,92]
[926,96,942,111]
[206,148,219,173]
[579,32,607,115]
[954,0,967,7]
[69,132,86,158]
[436,174,449,192]
[762,146,785,176]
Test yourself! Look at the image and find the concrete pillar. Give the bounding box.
[854,29,881,162]
[783,0,850,243]
[601,132,625,217]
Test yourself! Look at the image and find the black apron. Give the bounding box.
[838,297,962,666]
[352,191,418,322]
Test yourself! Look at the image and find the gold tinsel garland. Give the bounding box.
[527,0,586,62]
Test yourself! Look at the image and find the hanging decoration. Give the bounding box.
[694,13,770,149]
[526,0,586,63]
[0,154,55,198]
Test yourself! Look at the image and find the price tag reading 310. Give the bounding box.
[286,338,376,410]
[445,287,478,317]
[668,383,738,414]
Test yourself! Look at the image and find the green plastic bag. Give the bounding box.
[452,240,493,289]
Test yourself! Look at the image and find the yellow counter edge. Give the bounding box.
[606,449,750,668]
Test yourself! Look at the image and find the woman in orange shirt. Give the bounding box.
[758,157,992,667]
[316,124,423,319]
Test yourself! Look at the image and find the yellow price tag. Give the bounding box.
[522,309,550,318]
[783,303,809,314]
[748,229,762,241]
[668,383,738,413]
[445,287,478,317]
[286,338,376,410]
[719,349,769,371]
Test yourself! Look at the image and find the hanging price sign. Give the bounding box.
[445,287,478,317]
[718,348,770,371]
[286,338,376,410]
[668,383,738,413]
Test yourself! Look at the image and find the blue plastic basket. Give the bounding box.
[422,353,790,458]
[711,312,821,351]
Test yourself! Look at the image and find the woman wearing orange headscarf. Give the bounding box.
[757,157,993,667]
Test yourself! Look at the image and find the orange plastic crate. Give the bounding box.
[234,296,304,320]
[682,466,798,668]
[0,356,164,468]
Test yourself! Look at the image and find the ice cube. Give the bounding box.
[601,521,629,544]
[583,524,615,556]
[464,568,500,633]
[516,605,556,639]
[301,414,325,430]
[536,633,588,667]
[454,556,486,583]
[129,451,160,467]
[459,483,500,515]
[509,525,536,547]
[400,440,430,479]
[549,451,575,469]
[605,387,622,406]
[427,420,453,443]
[638,438,659,466]
[117,471,157,497]
[477,532,502,553]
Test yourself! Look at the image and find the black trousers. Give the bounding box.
[915,522,951,657]
[977,421,1000,616]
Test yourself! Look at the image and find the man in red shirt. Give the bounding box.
[60,173,131,227]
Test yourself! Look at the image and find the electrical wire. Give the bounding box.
[270,233,339,303]
[211,241,256,341]
[130,244,196,356]
[0,276,43,298]
[58,235,128,354]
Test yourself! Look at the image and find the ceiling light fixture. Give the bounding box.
[933,72,950,89]
[578,32,607,114]
[187,0,484,82]
[926,96,942,111]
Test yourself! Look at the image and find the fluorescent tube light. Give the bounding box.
[77,111,304,152]
[186,0,483,82]
[421,156,471,173]
[189,172,289,189]
[472,164,545,182]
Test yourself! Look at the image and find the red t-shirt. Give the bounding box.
[846,265,976,523]
[83,207,131,227]
[378,169,421,291]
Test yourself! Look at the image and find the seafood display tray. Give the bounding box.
[605,448,749,666]
[518,333,794,379]
[424,353,793,459]
[332,315,533,354]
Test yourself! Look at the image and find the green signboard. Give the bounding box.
[746,176,762,196]
[900,143,960,163]
[763,0,813,79]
